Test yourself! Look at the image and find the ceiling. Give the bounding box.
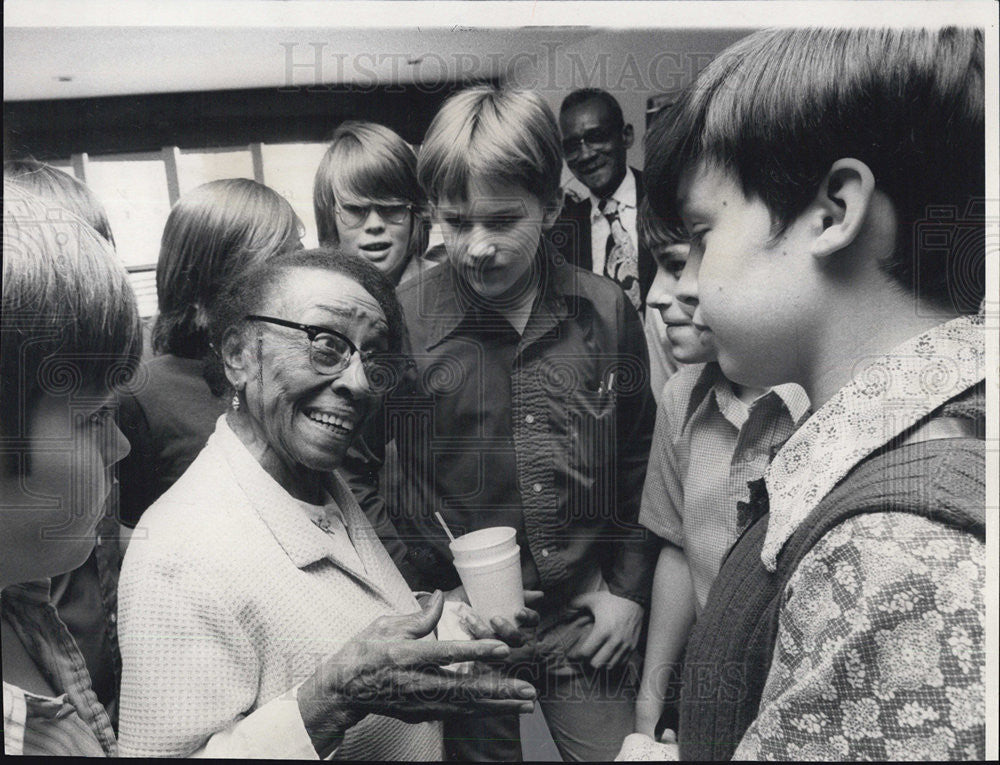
[4,1,761,103]
[4,26,602,101]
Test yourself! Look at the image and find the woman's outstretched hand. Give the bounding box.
[297,590,538,757]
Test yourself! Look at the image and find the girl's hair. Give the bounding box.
[417,86,563,205]
[313,121,429,269]
[152,178,303,358]
[4,159,116,246]
[205,247,408,397]
[1,182,142,466]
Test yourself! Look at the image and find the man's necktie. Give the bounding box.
[598,197,642,311]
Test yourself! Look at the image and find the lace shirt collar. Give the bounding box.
[761,314,985,571]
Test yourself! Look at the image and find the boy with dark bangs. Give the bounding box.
[630,199,810,745]
[636,27,985,760]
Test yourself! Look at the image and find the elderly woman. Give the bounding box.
[314,121,441,286]
[117,248,537,759]
[2,182,141,756]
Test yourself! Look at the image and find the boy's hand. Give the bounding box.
[457,590,544,667]
[459,591,543,641]
[566,591,643,669]
[443,585,468,603]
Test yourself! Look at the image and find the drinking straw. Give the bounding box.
[435,511,457,544]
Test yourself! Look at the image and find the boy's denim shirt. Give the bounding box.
[346,238,659,614]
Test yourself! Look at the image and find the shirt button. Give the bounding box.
[525,414,535,425]
[541,549,550,558]
[109,613,117,624]
[532,483,543,493]
[95,536,103,546]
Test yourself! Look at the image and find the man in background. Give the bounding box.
[554,87,673,396]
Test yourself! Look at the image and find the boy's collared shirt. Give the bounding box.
[762,313,985,571]
[48,512,123,729]
[735,314,985,760]
[358,240,658,615]
[2,580,118,756]
[639,362,809,609]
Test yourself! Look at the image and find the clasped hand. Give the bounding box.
[444,587,544,667]
[566,590,644,670]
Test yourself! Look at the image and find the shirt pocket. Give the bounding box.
[561,370,618,527]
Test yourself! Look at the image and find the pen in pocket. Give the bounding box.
[598,371,616,399]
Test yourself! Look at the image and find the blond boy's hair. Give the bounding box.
[418,86,562,205]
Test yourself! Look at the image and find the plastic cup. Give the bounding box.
[448,526,517,566]
[453,546,525,624]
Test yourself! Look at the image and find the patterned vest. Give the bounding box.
[677,434,985,761]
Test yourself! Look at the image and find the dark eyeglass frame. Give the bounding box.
[560,126,619,157]
[335,202,413,228]
[244,314,382,377]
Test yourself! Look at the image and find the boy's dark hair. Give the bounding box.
[637,197,688,250]
[560,88,626,129]
[204,247,407,397]
[646,27,984,313]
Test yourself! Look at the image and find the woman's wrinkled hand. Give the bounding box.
[297,590,537,757]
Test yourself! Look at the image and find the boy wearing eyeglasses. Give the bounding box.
[345,86,659,762]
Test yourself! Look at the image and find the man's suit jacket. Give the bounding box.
[550,167,655,313]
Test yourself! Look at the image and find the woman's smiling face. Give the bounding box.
[237,267,388,480]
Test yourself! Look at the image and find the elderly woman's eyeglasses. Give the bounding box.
[335,202,412,228]
[245,315,384,378]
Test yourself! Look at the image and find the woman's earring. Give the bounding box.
[231,392,241,412]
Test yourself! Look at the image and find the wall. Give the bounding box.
[507,28,752,185]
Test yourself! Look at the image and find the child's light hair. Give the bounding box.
[417,86,562,205]
[4,159,116,247]
[313,121,429,263]
[1,182,142,456]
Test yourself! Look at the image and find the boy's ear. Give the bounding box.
[541,187,565,231]
[622,123,635,150]
[808,158,876,259]
[220,326,253,394]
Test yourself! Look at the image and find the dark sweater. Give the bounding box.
[116,354,228,527]
[677,433,985,761]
